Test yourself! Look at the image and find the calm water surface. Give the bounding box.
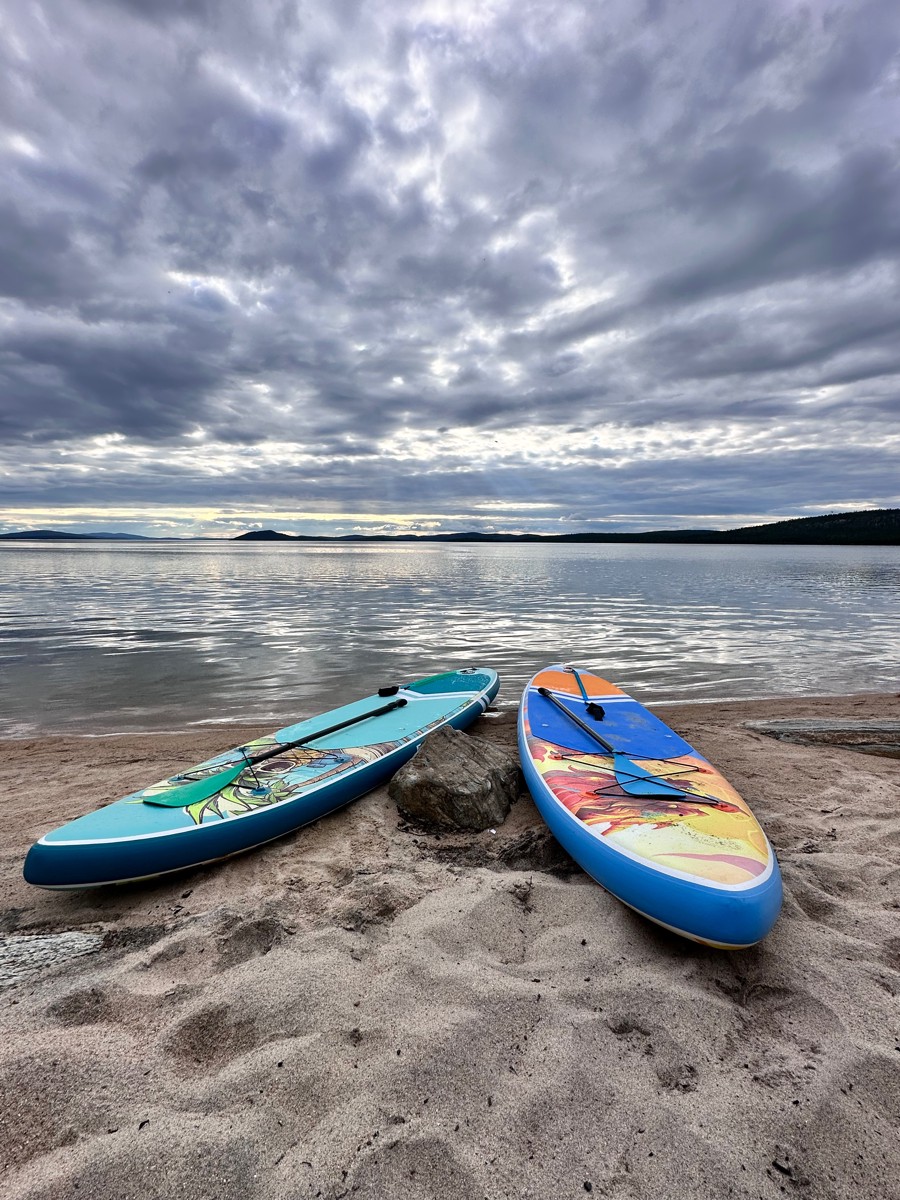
[1,541,897,736]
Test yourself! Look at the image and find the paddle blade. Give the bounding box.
[142,762,246,808]
[611,753,688,799]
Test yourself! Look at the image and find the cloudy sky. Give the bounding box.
[1,0,899,537]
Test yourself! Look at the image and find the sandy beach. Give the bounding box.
[1,692,899,1200]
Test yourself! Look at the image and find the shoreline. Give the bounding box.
[2,688,897,742]
[2,691,899,1198]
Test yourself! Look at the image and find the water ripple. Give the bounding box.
[0,541,898,734]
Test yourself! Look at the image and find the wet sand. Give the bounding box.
[1,692,899,1200]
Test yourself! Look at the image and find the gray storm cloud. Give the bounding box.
[1,0,898,534]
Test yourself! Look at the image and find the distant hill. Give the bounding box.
[89,531,153,541]
[236,529,314,542]
[686,509,900,546]
[3,509,897,545]
[0,529,153,541]
[233,509,899,546]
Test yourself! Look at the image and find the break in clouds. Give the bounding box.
[1,0,899,535]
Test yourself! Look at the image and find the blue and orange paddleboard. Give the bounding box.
[519,666,782,948]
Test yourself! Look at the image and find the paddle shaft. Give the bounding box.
[244,696,408,767]
[537,687,615,752]
[565,664,591,704]
[147,695,411,808]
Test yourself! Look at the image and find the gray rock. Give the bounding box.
[389,725,520,831]
[0,931,103,990]
[745,718,900,759]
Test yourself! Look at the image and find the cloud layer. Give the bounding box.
[2,0,899,534]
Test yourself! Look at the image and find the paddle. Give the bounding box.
[536,686,723,806]
[564,662,592,704]
[564,664,608,720]
[143,696,409,808]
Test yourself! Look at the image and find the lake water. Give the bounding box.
[0,541,897,737]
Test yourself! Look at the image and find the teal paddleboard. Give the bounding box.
[24,668,500,889]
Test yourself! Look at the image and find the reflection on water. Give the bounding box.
[1,541,898,735]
